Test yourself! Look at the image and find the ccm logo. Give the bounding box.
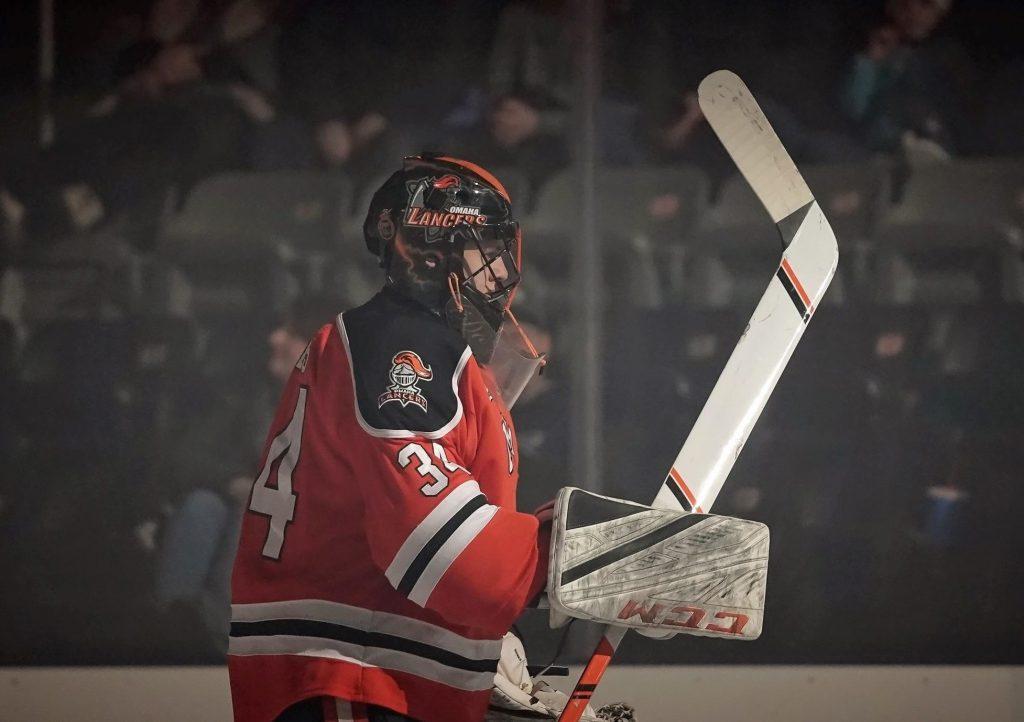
[617,599,749,635]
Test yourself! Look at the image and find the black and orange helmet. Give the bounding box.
[363,153,522,313]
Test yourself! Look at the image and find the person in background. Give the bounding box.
[487,0,573,137]
[453,93,571,199]
[839,0,973,156]
[154,296,338,661]
[1,35,279,249]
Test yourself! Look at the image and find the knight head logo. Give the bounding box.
[378,350,434,412]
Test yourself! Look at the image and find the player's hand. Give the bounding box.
[532,498,556,526]
[229,83,276,123]
[492,97,541,148]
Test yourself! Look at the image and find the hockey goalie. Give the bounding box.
[228,153,772,722]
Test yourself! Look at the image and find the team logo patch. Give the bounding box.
[379,350,434,412]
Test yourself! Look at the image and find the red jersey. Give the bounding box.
[229,289,548,722]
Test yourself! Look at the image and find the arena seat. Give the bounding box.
[883,158,1024,234]
[526,165,709,294]
[1,262,107,324]
[161,171,354,258]
[530,165,709,241]
[158,172,353,314]
[870,159,1024,305]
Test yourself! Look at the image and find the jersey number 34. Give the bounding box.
[248,387,308,560]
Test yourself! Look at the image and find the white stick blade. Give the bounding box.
[698,69,813,224]
[653,202,837,514]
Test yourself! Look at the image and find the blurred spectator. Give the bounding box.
[488,0,573,134]
[838,0,974,155]
[153,295,338,660]
[250,104,401,178]
[315,109,400,180]
[277,1,495,175]
[489,0,658,164]
[646,90,714,167]
[2,39,279,249]
[147,0,209,44]
[454,93,571,194]
[210,0,284,94]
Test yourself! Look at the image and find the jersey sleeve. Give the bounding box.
[356,435,548,631]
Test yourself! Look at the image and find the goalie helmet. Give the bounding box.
[363,153,524,365]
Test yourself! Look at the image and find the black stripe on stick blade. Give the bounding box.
[560,513,707,586]
[664,476,693,512]
[776,267,809,322]
[398,494,488,596]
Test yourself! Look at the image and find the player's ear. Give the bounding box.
[381,228,401,272]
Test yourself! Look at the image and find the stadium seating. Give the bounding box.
[883,158,1024,233]
[526,165,709,300]
[161,171,354,257]
[158,172,355,314]
[1,261,108,324]
[871,159,1024,305]
[529,165,709,241]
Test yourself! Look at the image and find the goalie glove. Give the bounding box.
[547,487,769,640]
[487,632,599,721]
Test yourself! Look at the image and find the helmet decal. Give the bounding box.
[377,209,395,242]
[390,234,446,292]
[403,175,488,229]
[432,174,461,190]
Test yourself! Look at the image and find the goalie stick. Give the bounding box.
[556,69,839,721]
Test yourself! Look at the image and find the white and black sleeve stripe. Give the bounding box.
[229,598,502,692]
[385,481,499,607]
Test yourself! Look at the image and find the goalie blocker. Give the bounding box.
[547,487,768,640]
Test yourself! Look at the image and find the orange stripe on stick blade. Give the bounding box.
[781,258,813,312]
[668,468,704,513]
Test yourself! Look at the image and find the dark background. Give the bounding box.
[0,0,1022,667]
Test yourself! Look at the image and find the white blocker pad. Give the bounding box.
[548,487,769,640]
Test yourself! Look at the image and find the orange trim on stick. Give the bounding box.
[781,258,812,311]
[668,467,704,513]
[559,637,616,722]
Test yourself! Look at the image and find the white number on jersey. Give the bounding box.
[397,442,467,496]
[248,387,308,559]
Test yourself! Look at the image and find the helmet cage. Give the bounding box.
[451,220,521,308]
